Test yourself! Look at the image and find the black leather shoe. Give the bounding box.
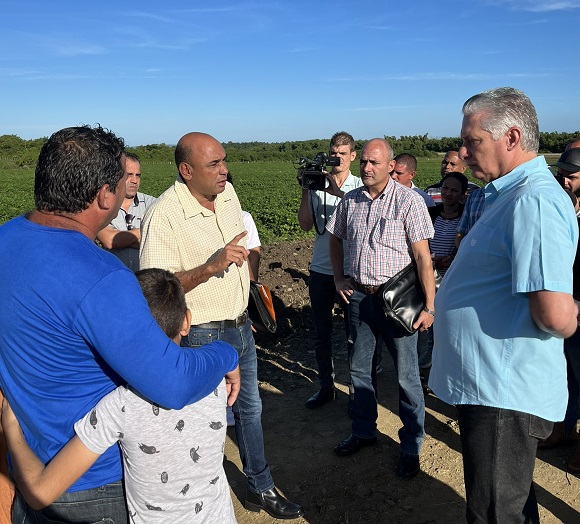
[396,452,420,480]
[244,487,304,519]
[334,434,377,456]
[305,386,336,409]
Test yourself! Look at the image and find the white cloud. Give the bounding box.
[487,0,580,12]
[326,72,550,83]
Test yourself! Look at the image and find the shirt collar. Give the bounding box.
[362,177,394,200]
[174,177,234,218]
[484,156,545,207]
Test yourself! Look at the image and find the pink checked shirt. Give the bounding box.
[326,180,434,286]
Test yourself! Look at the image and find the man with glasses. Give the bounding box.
[97,152,155,271]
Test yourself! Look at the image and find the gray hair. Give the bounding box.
[462,87,539,153]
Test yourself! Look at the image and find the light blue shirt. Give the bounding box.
[429,156,577,421]
[310,172,363,275]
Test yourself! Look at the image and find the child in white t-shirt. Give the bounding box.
[2,269,238,523]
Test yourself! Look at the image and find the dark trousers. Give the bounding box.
[563,328,580,432]
[457,405,553,524]
[308,270,349,389]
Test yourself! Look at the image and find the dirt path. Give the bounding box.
[225,239,580,523]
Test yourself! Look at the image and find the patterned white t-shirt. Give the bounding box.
[75,381,236,524]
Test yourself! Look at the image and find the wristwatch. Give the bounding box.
[423,307,435,316]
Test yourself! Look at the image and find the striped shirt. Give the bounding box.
[429,215,460,277]
[326,180,434,286]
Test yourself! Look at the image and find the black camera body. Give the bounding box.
[297,152,340,191]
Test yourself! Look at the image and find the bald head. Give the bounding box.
[359,138,396,197]
[175,132,219,167]
[175,132,228,203]
[362,138,394,161]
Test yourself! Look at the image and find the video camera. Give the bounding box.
[296,152,340,191]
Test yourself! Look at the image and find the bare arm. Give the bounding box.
[529,290,579,339]
[455,232,466,249]
[248,248,261,281]
[299,174,346,231]
[329,233,353,303]
[96,226,140,249]
[1,399,100,510]
[225,365,241,406]
[411,239,436,331]
[298,188,314,231]
[176,232,249,294]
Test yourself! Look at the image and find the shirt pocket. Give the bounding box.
[461,221,496,267]
[372,217,406,251]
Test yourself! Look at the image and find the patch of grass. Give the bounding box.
[0,157,482,245]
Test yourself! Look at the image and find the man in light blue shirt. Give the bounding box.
[429,87,579,523]
[298,131,363,409]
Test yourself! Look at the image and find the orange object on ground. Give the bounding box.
[0,390,15,524]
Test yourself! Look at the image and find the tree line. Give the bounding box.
[1,131,578,168]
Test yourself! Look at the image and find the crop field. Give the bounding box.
[1,156,461,244]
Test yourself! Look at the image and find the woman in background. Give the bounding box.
[419,172,469,392]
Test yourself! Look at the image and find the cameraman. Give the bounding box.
[298,131,363,409]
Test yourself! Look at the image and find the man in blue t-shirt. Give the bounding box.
[0,126,240,524]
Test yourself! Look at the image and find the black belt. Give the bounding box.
[193,310,248,329]
[353,281,382,295]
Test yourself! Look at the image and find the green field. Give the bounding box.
[0,157,450,244]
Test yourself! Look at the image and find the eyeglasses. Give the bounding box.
[125,214,135,230]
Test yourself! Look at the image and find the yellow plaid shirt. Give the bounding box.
[140,178,249,325]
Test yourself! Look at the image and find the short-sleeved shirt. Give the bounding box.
[75,382,235,523]
[107,192,156,271]
[429,156,578,421]
[309,172,363,275]
[242,211,261,250]
[326,180,434,286]
[410,182,436,208]
[140,179,249,325]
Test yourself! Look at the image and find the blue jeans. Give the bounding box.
[457,405,553,524]
[182,320,274,494]
[348,290,425,455]
[12,481,127,523]
[308,270,349,389]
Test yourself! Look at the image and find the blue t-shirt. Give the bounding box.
[429,156,577,421]
[0,215,238,492]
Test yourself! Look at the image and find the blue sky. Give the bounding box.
[1,1,579,146]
